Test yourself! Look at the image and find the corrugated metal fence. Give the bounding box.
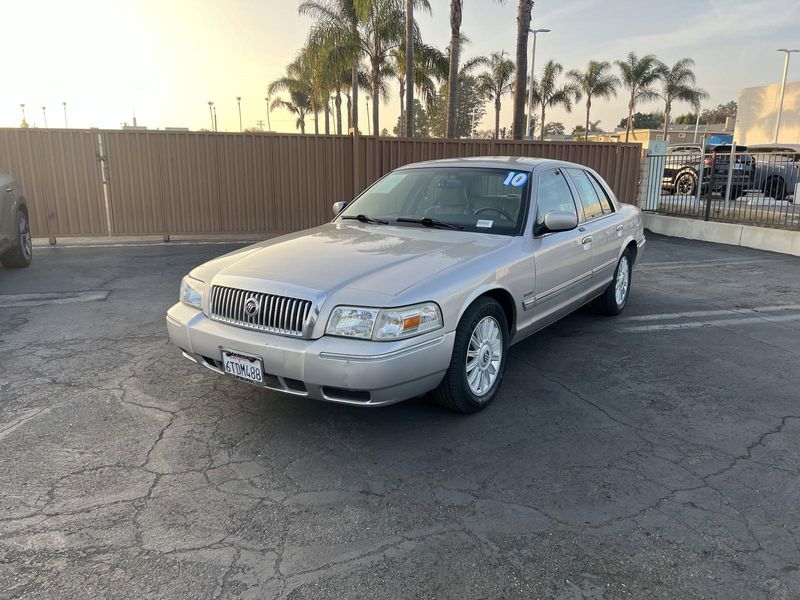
[0,129,642,238]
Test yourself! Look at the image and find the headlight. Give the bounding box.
[180,276,206,310]
[326,302,443,340]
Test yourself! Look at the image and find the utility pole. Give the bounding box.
[208,101,215,131]
[19,104,26,126]
[62,101,68,128]
[774,48,799,143]
[213,106,218,132]
[365,95,371,135]
[41,106,47,128]
[236,96,243,132]
[264,96,272,132]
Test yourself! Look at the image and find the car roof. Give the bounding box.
[395,156,561,172]
[746,143,800,151]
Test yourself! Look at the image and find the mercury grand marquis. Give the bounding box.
[166,157,645,413]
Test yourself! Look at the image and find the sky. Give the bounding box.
[3,0,799,134]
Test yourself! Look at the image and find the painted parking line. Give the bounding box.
[0,290,109,308]
[622,304,800,322]
[622,313,800,332]
[639,258,778,271]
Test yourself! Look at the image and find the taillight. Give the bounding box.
[704,158,713,166]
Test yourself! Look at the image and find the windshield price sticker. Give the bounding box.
[502,172,528,187]
[476,219,493,228]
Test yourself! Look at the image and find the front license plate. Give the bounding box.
[221,350,264,385]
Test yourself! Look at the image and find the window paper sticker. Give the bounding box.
[502,172,528,187]
[476,219,493,228]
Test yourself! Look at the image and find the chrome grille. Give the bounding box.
[209,285,312,337]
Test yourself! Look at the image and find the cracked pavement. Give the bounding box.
[1,234,799,599]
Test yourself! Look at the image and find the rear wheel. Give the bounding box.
[674,170,697,196]
[432,297,509,413]
[764,176,787,200]
[1,210,32,268]
[594,250,632,316]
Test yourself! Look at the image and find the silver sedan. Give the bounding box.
[167,157,645,413]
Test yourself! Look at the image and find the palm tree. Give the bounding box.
[615,52,662,143]
[302,0,430,137]
[531,60,578,141]
[390,42,448,135]
[511,0,533,139]
[476,51,515,139]
[655,58,708,141]
[446,0,504,138]
[268,74,312,134]
[567,60,619,141]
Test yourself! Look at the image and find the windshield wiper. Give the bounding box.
[396,217,463,230]
[342,214,388,225]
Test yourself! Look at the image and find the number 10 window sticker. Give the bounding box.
[502,172,528,187]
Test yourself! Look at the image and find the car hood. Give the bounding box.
[194,222,513,299]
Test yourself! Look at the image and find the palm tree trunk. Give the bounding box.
[314,111,319,135]
[324,102,330,135]
[585,96,591,142]
[399,81,406,136]
[405,0,414,138]
[335,90,343,135]
[662,101,671,141]
[494,97,501,139]
[540,103,546,141]
[346,92,352,132]
[446,0,462,139]
[625,93,634,143]
[299,115,305,135]
[372,59,380,137]
[511,0,534,139]
[351,59,359,134]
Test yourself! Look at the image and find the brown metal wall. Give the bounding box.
[0,129,641,238]
[0,129,106,237]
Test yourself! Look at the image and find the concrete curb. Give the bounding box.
[644,214,800,257]
[32,234,273,248]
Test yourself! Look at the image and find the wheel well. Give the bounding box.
[478,289,516,335]
[625,240,638,264]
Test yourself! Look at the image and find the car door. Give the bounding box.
[564,168,623,289]
[525,168,594,321]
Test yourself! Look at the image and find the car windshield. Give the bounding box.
[338,167,530,235]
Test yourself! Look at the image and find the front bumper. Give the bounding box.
[166,302,455,406]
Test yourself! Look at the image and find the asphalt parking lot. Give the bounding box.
[1,233,799,599]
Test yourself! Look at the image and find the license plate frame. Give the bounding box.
[220,348,265,385]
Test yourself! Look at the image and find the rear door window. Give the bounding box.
[565,168,603,221]
[587,173,614,214]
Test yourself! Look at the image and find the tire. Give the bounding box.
[0,209,32,268]
[593,250,633,316]
[674,170,697,196]
[764,176,787,201]
[432,297,509,413]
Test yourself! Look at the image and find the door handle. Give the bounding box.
[581,235,593,245]
[616,224,624,231]
[4,187,11,193]
[616,224,624,237]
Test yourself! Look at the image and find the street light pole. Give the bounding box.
[236,96,242,132]
[774,48,799,143]
[41,106,48,128]
[62,101,68,128]
[525,28,550,139]
[19,104,26,126]
[208,101,215,131]
[213,106,218,132]
[264,96,272,132]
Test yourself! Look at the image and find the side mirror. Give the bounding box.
[332,201,348,217]
[543,210,578,232]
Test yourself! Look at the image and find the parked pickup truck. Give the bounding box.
[662,144,755,198]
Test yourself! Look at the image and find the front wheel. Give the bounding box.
[594,250,632,316]
[432,297,509,413]
[1,210,32,268]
